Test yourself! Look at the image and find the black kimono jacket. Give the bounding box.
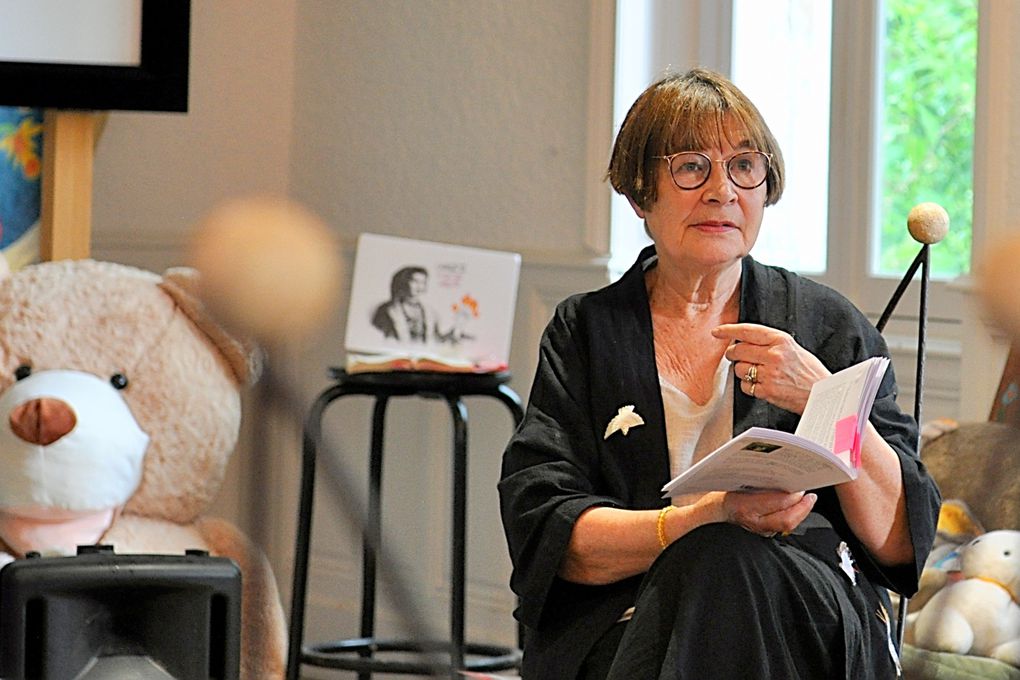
[498,246,941,679]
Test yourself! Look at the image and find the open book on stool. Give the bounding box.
[343,233,520,374]
[662,356,890,497]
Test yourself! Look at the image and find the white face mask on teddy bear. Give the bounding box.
[0,369,149,556]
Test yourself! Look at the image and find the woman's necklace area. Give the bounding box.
[648,269,740,328]
[649,270,739,400]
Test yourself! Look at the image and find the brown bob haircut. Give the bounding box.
[607,68,785,211]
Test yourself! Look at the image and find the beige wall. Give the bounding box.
[93,0,297,269]
[288,0,597,258]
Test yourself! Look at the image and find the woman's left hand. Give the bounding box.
[713,323,830,414]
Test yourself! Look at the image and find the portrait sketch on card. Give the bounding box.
[345,234,519,371]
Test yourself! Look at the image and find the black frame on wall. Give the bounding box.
[0,0,191,113]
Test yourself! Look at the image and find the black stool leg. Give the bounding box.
[447,396,469,676]
[287,387,344,680]
[357,396,389,679]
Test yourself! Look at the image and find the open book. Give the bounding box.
[661,356,890,497]
[344,351,505,374]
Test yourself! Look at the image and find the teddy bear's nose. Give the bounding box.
[9,398,77,446]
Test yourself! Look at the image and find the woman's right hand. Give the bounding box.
[715,489,817,537]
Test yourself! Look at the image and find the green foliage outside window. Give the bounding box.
[879,0,976,278]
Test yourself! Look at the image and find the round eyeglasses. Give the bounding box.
[655,150,772,191]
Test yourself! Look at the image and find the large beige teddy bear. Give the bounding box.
[911,529,1020,666]
[0,259,286,679]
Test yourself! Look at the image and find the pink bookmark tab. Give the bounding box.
[834,414,860,467]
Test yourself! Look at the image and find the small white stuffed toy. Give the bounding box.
[912,529,1020,666]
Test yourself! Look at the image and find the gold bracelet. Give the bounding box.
[656,505,675,550]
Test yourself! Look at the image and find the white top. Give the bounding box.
[660,355,734,499]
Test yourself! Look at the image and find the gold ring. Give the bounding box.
[749,382,757,397]
[744,364,758,384]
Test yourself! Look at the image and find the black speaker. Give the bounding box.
[0,546,241,679]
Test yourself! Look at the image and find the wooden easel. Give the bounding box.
[39,111,105,261]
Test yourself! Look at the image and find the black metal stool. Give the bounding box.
[286,369,524,679]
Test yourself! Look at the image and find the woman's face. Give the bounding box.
[631,126,767,273]
[407,272,428,299]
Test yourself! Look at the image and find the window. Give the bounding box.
[731,0,831,275]
[876,0,977,279]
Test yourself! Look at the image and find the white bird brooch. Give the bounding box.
[604,404,645,440]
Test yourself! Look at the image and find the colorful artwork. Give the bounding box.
[0,107,43,272]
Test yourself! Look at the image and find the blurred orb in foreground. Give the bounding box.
[907,202,950,245]
[189,196,343,345]
[978,234,1020,341]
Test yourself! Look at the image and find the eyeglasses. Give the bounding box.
[655,150,772,191]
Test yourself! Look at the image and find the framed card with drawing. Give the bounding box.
[343,233,521,373]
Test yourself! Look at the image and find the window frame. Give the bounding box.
[821,0,967,324]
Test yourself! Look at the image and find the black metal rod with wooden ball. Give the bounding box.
[876,202,949,419]
[874,201,949,652]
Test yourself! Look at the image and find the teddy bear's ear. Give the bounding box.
[159,267,263,386]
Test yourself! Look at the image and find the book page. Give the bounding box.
[662,358,887,496]
[662,428,855,496]
[794,359,877,448]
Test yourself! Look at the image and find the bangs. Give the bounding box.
[657,93,771,157]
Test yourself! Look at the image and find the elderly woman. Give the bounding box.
[498,68,940,679]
